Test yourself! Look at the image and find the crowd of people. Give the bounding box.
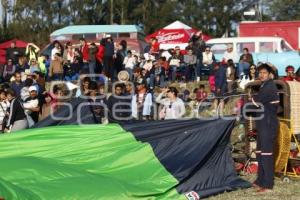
[0,31,300,133]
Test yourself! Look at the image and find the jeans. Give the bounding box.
[51,73,63,81]
[170,65,177,82]
[65,73,79,81]
[238,62,250,78]
[149,74,165,88]
[89,61,96,76]
[126,68,133,81]
[185,64,195,82]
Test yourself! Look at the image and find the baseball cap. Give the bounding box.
[29,86,37,92]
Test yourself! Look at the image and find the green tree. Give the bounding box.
[269,0,300,20]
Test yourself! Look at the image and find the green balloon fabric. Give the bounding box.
[0,124,185,200]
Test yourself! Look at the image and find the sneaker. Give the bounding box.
[256,188,272,193]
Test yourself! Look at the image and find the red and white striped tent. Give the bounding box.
[145,21,211,50]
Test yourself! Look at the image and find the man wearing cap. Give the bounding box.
[282,65,299,82]
[103,35,115,80]
[23,85,40,123]
[222,44,238,64]
[131,78,153,120]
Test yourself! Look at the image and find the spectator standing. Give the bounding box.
[4,89,28,132]
[25,43,40,62]
[49,53,63,81]
[131,79,152,120]
[0,89,9,131]
[63,42,74,63]
[95,39,106,74]
[10,72,24,97]
[226,59,236,93]
[88,42,98,76]
[51,41,63,61]
[123,50,136,80]
[103,35,115,80]
[79,38,89,73]
[6,41,20,65]
[189,31,206,81]
[156,87,185,120]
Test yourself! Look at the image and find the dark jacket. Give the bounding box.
[6,98,26,128]
[104,42,115,57]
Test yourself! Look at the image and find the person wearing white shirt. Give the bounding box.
[123,50,136,80]
[156,87,186,120]
[222,44,238,64]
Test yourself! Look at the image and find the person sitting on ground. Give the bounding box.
[195,84,208,103]
[156,87,185,120]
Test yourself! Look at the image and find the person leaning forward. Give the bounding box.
[251,63,279,193]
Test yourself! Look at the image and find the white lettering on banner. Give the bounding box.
[157,32,185,43]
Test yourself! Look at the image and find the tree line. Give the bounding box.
[0,0,299,47]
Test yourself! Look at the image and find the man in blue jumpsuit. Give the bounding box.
[251,64,279,192]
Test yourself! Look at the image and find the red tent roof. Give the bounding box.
[0,39,28,49]
[145,21,211,45]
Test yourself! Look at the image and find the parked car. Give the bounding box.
[206,37,300,76]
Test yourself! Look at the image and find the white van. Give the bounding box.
[206,37,299,76]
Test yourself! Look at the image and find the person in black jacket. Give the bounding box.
[107,83,131,122]
[4,89,28,133]
[6,41,21,65]
[251,64,279,193]
[103,36,115,80]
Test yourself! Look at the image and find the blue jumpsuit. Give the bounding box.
[253,79,279,189]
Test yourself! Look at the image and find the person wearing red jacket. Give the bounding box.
[282,65,299,82]
[79,38,89,73]
[150,37,160,59]
[95,39,106,74]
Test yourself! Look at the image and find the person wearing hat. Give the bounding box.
[4,89,28,133]
[222,44,238,64]
[131,78,153,120]
[23,85,40,123]
[282,65,298,82]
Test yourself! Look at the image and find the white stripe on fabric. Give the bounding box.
[261,153,273,155]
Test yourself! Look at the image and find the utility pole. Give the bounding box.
[110,0,113,24]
